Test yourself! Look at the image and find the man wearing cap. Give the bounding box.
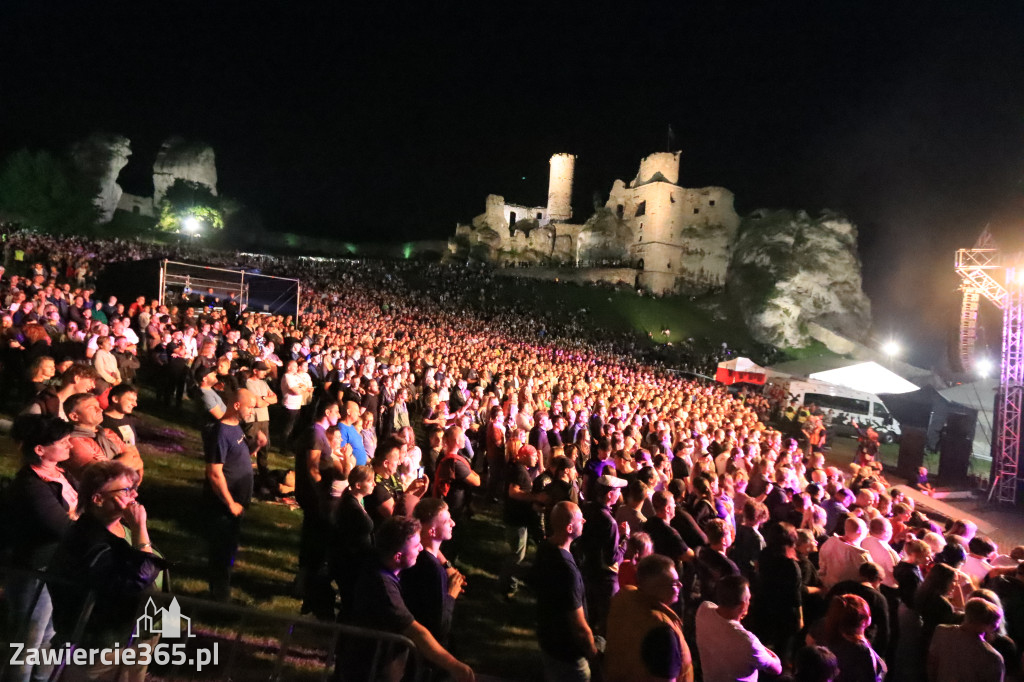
[245,361,277,478]
[499,443,545,599]
[579,473,629,637]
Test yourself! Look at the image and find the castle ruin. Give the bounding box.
[449,151,740,294]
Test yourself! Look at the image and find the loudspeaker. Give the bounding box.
[897,427,927,481]
[938,413,975,485]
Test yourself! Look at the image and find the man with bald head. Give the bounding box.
[535,501,596,681]
[204,387,263,600]
[818,515,871,590]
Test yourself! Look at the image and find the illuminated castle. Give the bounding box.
[450,151,740,294]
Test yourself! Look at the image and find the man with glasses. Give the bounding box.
[605,554,693,682]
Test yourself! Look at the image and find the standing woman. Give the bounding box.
[915,562,964,649]
[6,415,77,682]
[329,465,376,617]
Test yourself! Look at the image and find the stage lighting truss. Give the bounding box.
[955,229,1023,504]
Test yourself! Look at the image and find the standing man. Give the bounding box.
[339,400,369,466]
[928,598,1005,682]
[819,516,872,590]
[695,575,782,682]
[499,444,544,599]
[534,501,597,682]
[401,498,466,651]
[433,426,481,562]
[341,516,474,682]
[579,474,628,637]
[605,554,693,682]
[245,361,277,480]
[203,388,262,601]
[296,400,341,619]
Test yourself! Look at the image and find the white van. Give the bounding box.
[769,377,902,443]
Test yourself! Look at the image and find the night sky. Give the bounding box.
[3,2,1024,366]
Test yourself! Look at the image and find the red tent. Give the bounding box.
[715,357,767,386]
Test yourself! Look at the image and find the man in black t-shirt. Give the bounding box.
[295,400,341,620]
[401,499,465,652]
[339,516,473,682]
[434,426,480,561]
[498,444,543,598]
[643,490,694,565]
[693,518,739,607]
[578,474,628,637]
[203,388,261,601]
[102,384,139,447]
[534,501,596,681]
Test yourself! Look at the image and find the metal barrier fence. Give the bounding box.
[0,566,424,682]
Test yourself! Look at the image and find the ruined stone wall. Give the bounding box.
[504,202,547,230]
[493,266,638,288]
[633,151,681,186]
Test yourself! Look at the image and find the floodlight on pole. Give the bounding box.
[183,216,200,234]
[882,340,900,358]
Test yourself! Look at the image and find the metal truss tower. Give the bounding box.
[955,230,1024,504]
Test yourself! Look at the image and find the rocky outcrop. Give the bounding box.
[153,137,217,205]
[71,134,131,222]
[728,210,871,347]
[576,208,633,263]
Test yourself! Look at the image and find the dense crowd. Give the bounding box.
[1,226,1022,682]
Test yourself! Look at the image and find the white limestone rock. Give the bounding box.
[729,210,871,348]
[71,134,131,222]
[152,137,218,205]
[576,208,632,263]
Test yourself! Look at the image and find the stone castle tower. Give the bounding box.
[546,153,575,221]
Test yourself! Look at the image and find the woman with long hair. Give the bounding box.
[915,562,964,650]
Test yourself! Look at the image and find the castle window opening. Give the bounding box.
[635,201,646,217]
[638,259,645,271]
[709,199,716,206]
[616,204,624,219]
[536,212,542,219]
[667,262,672,269]
[670,194,675,203]
[509,211,517,226]
[693,207,700,214]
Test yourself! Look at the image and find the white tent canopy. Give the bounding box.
[808,361,919,395]
[718,357,767,373]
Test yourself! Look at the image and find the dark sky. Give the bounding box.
[2,1,1024,366]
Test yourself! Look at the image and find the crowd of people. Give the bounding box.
[1,225,1022,682]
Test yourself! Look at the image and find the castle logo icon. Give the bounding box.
[134,597,194,638]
